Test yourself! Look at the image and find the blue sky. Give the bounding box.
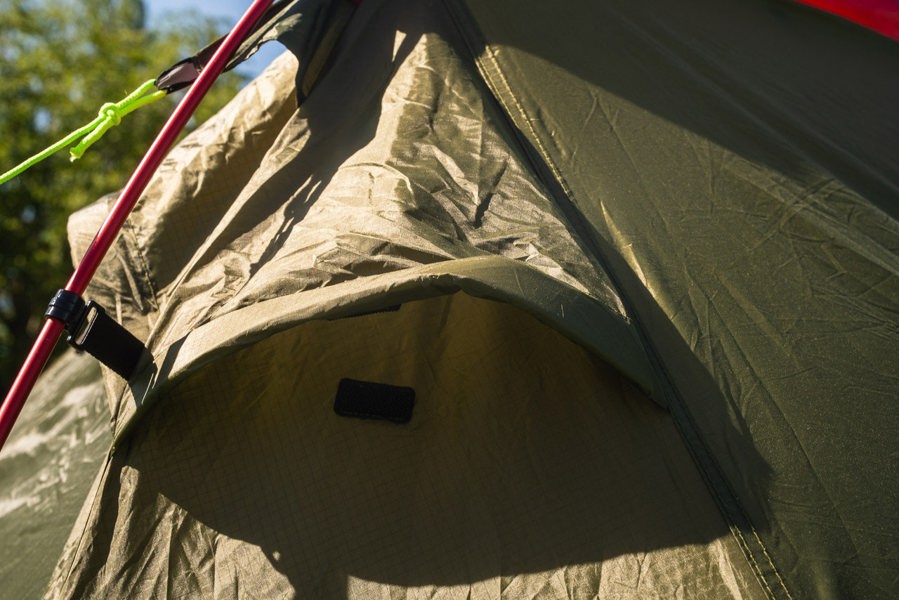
[145,0,285,77]
[146,0,256,24]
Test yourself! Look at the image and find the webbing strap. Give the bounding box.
[155,0,364,95]
[155,0,295,92]
[45,290,145,380]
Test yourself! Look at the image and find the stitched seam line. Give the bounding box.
[453,9,794,599]
[753,529,794,599]
[733,524,777,599]
[480,45,574,202]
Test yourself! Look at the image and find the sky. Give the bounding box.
[146,0,253,22]
[144,0,285,78]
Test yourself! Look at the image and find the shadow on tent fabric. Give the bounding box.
[454,0,899,219]
[45,0,792,596]
[77,295,765,598]
[446,2,899,598]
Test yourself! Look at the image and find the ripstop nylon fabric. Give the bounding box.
[449,0,899,597]
[2,0,895,597]
[41,0,770,597]
[48,294,767,598]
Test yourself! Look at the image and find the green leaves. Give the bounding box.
[0,0,245,389]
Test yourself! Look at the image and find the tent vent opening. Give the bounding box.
[334,378,415,423]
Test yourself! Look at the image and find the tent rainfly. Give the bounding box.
[1,0,897,598]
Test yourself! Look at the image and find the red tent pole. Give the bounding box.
[0,0,274,452]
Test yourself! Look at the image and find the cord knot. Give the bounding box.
[0,78,165,178]
[99,103,122,127]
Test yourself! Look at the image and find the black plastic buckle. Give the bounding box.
[45,289,87,329]
[45,290,146,380]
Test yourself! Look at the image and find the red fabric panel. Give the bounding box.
[795,0,899,41]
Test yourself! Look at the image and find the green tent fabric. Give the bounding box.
[0,352,109,600]
[1,0,896,598]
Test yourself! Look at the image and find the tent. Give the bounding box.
[1,0,897,597]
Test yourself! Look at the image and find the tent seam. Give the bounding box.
[666,395,790,600]
[750,530,794,600]
[438,1,794,598]
[733,526,778,599]
[478,45,575,204]
[121,217,161,313]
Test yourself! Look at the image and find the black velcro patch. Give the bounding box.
[334,379,415,424]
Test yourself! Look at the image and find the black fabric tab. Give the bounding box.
[45,291,146,380]
[334,379,415,424]
[154,0,283,93]
[68,302,144,380]
[155,0,360,100]
[69,303,145,380]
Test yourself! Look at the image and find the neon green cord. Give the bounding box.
[0,79,166,186]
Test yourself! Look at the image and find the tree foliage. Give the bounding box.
[0,0,245,390]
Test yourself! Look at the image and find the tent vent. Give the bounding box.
[334,378,415,424]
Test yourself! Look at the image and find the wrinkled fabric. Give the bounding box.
[0,352,109,599]
[76,0,652,437]
[37,0,769,598]
[451,0,899,598]
[13,0,895,597]
[144,19,623,353]
[48,295,766,599]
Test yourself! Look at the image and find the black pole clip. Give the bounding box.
[45,290,146,380]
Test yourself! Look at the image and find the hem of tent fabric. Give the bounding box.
[110,256,655,448]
